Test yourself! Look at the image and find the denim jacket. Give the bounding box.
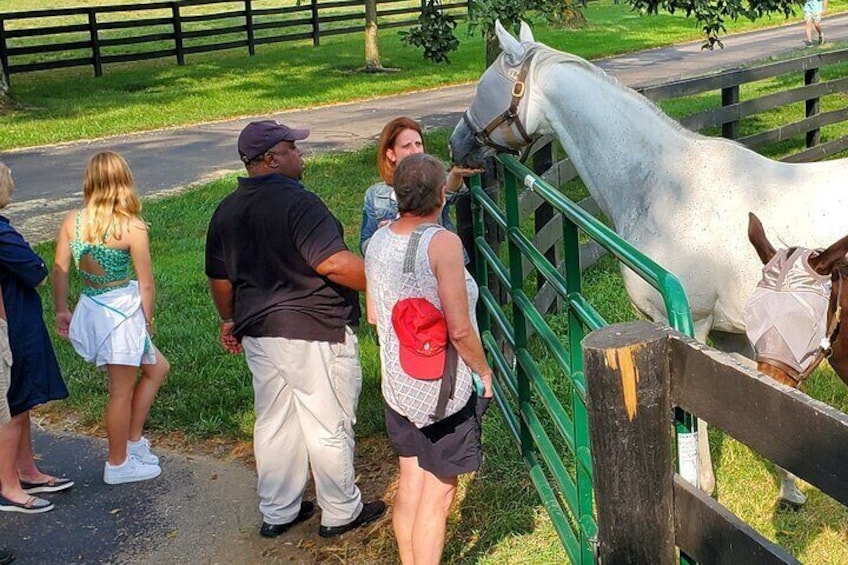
[359,182,455,254]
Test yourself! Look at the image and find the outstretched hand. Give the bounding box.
[447,165,485,192]
[219,321,243,354]
[450,165,484,177]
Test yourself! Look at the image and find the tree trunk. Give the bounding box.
[364,0,382,71]
[0,60,8,100]
[484,30,500,66]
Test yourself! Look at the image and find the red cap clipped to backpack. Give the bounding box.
[391,298,447,380]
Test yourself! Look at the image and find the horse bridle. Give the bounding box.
[758,274,844,388]
[462,49,539,156]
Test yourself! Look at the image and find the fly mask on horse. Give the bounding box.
[458,40,539,158]
[745,212,848,390]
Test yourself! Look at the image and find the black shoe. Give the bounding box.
[0,546,14,565]
[259,501,315,538]
[318,500,386,538]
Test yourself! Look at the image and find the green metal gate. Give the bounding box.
[469,154,694,564]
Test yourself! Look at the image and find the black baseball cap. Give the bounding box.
[237,120,310,163]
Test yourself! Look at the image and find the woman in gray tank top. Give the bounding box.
[364,153,494,564]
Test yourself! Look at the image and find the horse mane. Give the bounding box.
[525,43,699,140]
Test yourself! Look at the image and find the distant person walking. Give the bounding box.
[803,0,827,46]
[205,120,385,539]
[53,151,169,486]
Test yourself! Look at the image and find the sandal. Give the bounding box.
[0,494,54,514]
[20,476,74,494]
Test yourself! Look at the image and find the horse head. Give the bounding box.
[449,20,542,168]
[745,212,848,389]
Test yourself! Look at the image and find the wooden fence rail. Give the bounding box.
[639,48,848,161]
[0,0,469,84]
[583,321,848,564]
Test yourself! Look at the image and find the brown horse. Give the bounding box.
[746,212,848,389]
[745,212,848,506]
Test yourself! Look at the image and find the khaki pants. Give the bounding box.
[0,319,11,424]
[242,327,363,527]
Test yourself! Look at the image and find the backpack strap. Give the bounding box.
[402,222,441,274]
[402,222,457,421]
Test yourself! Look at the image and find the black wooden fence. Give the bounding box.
[0,0,469,84]
[583,321,848,563]
[639,48,848,162]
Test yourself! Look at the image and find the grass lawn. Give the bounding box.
[2,0,846,150]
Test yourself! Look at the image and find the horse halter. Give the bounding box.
[745,247,843,388]
[462,48,539,156]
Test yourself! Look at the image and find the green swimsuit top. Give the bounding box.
[69,211,131,296]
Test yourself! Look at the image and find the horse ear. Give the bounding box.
[495,20,523,60]
[519,21,535,43]
[747,212,776,265]
[809,232,848,275]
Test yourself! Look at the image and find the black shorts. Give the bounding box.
[385,393,491,478]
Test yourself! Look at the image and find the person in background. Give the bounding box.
[205,120,385,539]
[0,162,72,514]
[53,151,169,486]
[803,0,826,46]
[365,153,494,564]
[359,116,481,255]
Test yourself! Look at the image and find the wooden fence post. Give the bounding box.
[245,0,255,56]
[0,19,9,87]
[87,8,102,78]
[532,142,556,313]
[582,321,676,565]
[721,85,739,140]
[310,0,320,47]
[171,2,184,65]
[805,66,820,148]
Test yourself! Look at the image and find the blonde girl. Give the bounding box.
[53,151,169,485]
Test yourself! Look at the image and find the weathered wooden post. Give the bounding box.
[805,64,821,148]
[582,321,675,565]
[171,2,185,66]
[87,8,102,78]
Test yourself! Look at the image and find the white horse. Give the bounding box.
[449,20,848,504]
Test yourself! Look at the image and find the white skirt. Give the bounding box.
[69,281,157,369]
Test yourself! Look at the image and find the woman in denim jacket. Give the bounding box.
[359,117,480,254]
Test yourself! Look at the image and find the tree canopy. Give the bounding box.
[405,0,804,64]
[631,0,801,48]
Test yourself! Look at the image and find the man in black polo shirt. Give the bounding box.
[205,120,385,539]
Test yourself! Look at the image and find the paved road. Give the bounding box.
[0,429,321,564]
[2,14,847,244]
[1,15,847,565]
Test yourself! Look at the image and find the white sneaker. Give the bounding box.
[128,436,160,465]
[104,456,162,485]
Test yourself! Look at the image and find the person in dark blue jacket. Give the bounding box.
[0,162,72,515]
